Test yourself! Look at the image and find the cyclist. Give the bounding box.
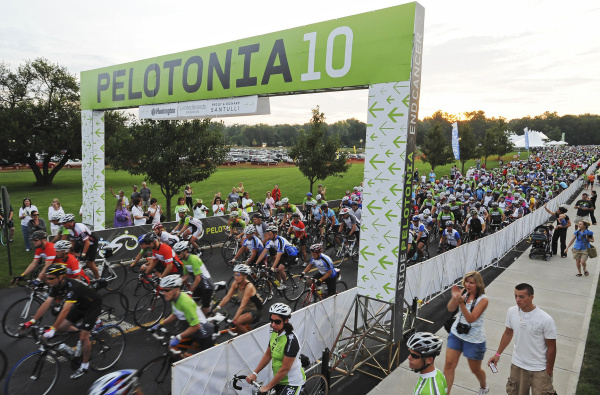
[436,205,455,237]
[227,210,246,240]
[231,225,266,266]
[53,240,90,284]
[13,230,56,283]
[23,263,102,379]
[406,332,447,395]
[338,207,360,239]
[229,201,250,223]
[138,232,184,278]
[246,303,306,395]
[287,212,309,262]
[319,202,339,238]
[465,210,486,241]
[256,225,299,290]
[60,214,100,279]
[420,209,435,233]
[488,202,505,232]
[130,234,154,270]
[281,197,304,222]
[301,244,338,298]
[171,207,204,251]
[214,264,263,334]
[153,222,179,246]
[439,221,462,252]
[151,275,213,356]
[251,213,269,244]
[48,212,70,243]
[420,193,436,217]
[350,200,362,221]
[173,241,215,316]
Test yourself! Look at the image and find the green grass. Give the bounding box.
[576,279,600,394]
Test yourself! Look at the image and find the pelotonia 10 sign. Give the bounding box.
[80,3,418,110]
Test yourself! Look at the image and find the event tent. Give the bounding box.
[506,130,566,148]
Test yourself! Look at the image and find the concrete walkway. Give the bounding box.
[369,191,598,395]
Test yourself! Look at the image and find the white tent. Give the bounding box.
[506,130,563,148]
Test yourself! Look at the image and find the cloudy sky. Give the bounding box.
[2,0,599,125]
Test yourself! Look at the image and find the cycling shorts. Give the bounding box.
[313,272,337,297]
[192,276,215,309]
[66,304,102,332]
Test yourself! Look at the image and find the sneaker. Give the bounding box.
[478,385,489,395]
[303,261,308,267]
[277,284,287,291]
[93,319,103,331]
[70,367,88,379]
[26,249,30,252]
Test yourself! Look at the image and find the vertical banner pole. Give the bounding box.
[81,110,106,230]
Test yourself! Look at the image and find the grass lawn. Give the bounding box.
[576,279,600,394]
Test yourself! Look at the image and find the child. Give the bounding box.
[558,214,568,227]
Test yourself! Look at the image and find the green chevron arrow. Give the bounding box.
[376,293,382,299]
[385,149,394,158]
[390,184,403,196]
[384,230,398,243]
[396,198,404,210]
[375,172,389,182]
[398,149,406,161]
[362,275,369,282]
[382,196,390,204]
[360,246,375,260]
[371,233,377,241]
[91,182,100,191]
[388,163,402,175]
[402,95,410,107]
[383,282,395,294]
[371,267,383,278]
[369,133,379,142]
[369,154,385,170]
[369,102,384,117]
[379,86,388,95]
[372,218,384,231]
[379,255,394,269]
[85,142,92,149]
[393,136,407,148]
[379,121,395,133]
[386,95,395,104]
[367,200,382,215]
[92,154,101,163]
[100,144,105,152]
[95,129,104,137]
[370,285,377,291]
[385,210,397,222]
[367,179,376,188]
[379,141,387,149]
[101,193,106,200]
[388,107,404,122]
[377,243,385,251]
[392,245,400,258]
[96,207,103,216]
[361,225,368,232]
[393,82,408,94]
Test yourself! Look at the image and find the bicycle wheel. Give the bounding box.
[2,296,44,338]
[196,240,213,262]
[0,349,7,383]
[137,356,172,395]
[294,290,319,310]
[99,291,129,325]
[102,262,128,291]
[335,281,348,294]
[283,273,305,302]
[90,324,126,371]
[255,277,273,302]
[5,351,59,395]
[350,240,360,262]
[303,373,329,395]
[123,277,155,299]
[133,293,167,328]
[221,240,238,265]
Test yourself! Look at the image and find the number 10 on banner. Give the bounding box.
[301,27,353,81]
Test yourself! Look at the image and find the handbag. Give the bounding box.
[588,244,598,258]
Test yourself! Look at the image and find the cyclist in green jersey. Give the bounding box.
[173,241,214,316]
[227,211,246,240]
[247,303,305,395]
[49,212,70,243]
[407,332,447,395]
[151,275,213,357]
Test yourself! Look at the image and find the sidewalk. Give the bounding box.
[369,191,599,395]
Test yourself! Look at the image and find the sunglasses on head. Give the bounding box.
[269,318,283,325]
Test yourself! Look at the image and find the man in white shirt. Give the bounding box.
[487,283,556,395]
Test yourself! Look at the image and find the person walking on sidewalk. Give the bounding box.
[487,283,557,395]
[564,220,594,277]
[407,332,447,395]
[573,193,593,226]
[444,271,489,395]
[543,203,570,258]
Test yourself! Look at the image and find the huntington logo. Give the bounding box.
[151,107,176,116]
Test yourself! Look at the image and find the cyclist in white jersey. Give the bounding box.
[407,332,448,395]
[172,208,204,251]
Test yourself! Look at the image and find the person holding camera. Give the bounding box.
[444,271,489,395]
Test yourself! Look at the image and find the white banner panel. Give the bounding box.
[81,110,105,230]
[138,103,179,120]
[139,96,270,120]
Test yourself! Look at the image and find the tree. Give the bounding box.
[457,123,480,174]
[420,123,455,171]
[107,119,229,220]
[288,106,350,193]
[480,129,496,167]
[0,58,81,185]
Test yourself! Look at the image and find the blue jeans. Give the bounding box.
[21,225,31,250]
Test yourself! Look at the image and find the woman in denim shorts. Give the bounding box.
[444,271,489,395]
[565,220,594,277]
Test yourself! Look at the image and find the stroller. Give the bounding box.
[528,224,553,261]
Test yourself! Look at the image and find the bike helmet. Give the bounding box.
[491,202,498,208]
[339,208,350,215]
[442,204,450,210]
[244,224,256,234]
[266,225,278,233]
[141,232,157,244]
[269,303,292,318]
[31,230,47,241]
[422,209,431,215]
[306,200,316,207]
[478,183,483,188]
[445,220,454,226]
[412,216,420,222]
[281,197,289,204]
[320,203,328,209]
[152,223,163,231]
[275,201,283,207]
[137,234,145,244]
[87,369,137,395]
[291,212,300,218]
[59,213,75,223]
[54,240,72,252]
[46,263,68,276]
[342,196,349,202]
[407,332,443,357]
[475,202,481,208]
[229,202,238,209]
[306,192,312,197]
[159,275,182,288]
[230,211,239,218]
[50,212,64,221]
[172,241,189,254]
[233,264,252,275]
[426,193,432,198]
[470,209,477,215]
[309,244,322,253]
[448,196,456,202]
[177,207,187,213]
[316,194,322,200]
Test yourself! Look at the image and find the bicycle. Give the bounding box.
[2,279,49,338]
[208,310,267,341]
[88,241,129,291]
[172,230,213,261]
[4,325,125,395]
[294,276,348,310]
[331,234,359,264]
[221,230,246,265]
[244,263,305,302]
[132,279,168,329]
[230,372,329,395]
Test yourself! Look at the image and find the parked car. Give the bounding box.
[65,159,83,168]
[0,161,24,170]
[34,161,57,169]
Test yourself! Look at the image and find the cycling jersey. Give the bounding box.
[54,253,90,283]
[35,242,56,263]
[265,236,298,257]
[309,254,338,278]
[310,206,322,221]
[410,222,428,239]
[181,253,212,279]
[489,208,504,223]
[421,199,435,211]
[49,278,100,310]
[269,331,306,386]
[230,218,246,229]
[171,292,210,337]
[413,368,448,395]
[467,216,485,233]
[242,235,265,255]
[442,229,461,246]
[322,209,339,226]
[152,243,183,274]
[180,215,203,236]
[289,220,307,239]
[341,213,360,231]
[68,223,96,244]
[159,231,180,246]
[437,212,455,228]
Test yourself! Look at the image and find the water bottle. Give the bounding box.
[74,340,82,357]
[272,278,280,287]
[57,343,74,357]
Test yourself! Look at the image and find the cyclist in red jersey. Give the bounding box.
[138,232,183,278]
[53,240,91,284]
[13,230,56,284]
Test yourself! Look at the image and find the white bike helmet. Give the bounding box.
[230,211,239,218]
[172,241,189,254]
[315,194,322,200]
[87,369,137,395]
[177,207,187,213]
[50,212,64,221]
[54,240,72,252]
[59,213,75,223]
[406,332,443,357]
[229,202,238,209]
[269,303,292,318]
[266,225,278,233]
[233,264,252,275]
[159,275,182,288]
[281,197,289,204]
[244,225,256,234]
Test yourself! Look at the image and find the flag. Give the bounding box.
[524,127,530,150]
[451,122,460,160]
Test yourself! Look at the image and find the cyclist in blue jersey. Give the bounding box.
[256,226,299,290]
[319,203,339,237]
[407,332,447,395]
[301,244,338,297]
[231,225,266,266]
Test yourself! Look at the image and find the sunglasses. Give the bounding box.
[409,352,422,359]
[32,214,39,216]
[160,288,174,294]
[269,318,283,325]
[46,277,58,281]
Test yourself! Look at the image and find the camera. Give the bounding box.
[456,323,471,334]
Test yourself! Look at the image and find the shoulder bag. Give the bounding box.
[444,290,476,333]
[587,232,597,258]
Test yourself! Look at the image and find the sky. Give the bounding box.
[2,0,599,126]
